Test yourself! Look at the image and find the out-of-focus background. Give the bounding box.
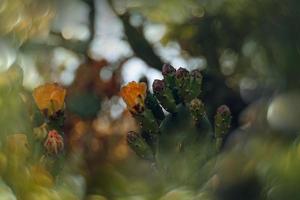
[1,0,300,199]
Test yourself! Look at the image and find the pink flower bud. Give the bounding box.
[44,130,64,155]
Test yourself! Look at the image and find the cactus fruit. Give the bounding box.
[121,64,232,190]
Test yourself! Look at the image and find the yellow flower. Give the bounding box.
[33,83,66,116]
[120,81,147,114]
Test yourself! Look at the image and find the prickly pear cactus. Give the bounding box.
[120,64,232,194]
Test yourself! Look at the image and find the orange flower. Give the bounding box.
[33,83,66,116]
[44,130,64,155]
[120,81,147,114]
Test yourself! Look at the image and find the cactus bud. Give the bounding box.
[214,105,232,151]
[162,64,180,104]
[175,67,189,79]
[190,69,202,79]
[153,79,177,113]
[175,68,190,102]
[127,131,154,160]
[44,130,64,155]
[215,105,231,137]
[153,79,165,93]
[189,98,212,134]
[188,69,203,99]
[162,64,176,76]
[189,98,205,122]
